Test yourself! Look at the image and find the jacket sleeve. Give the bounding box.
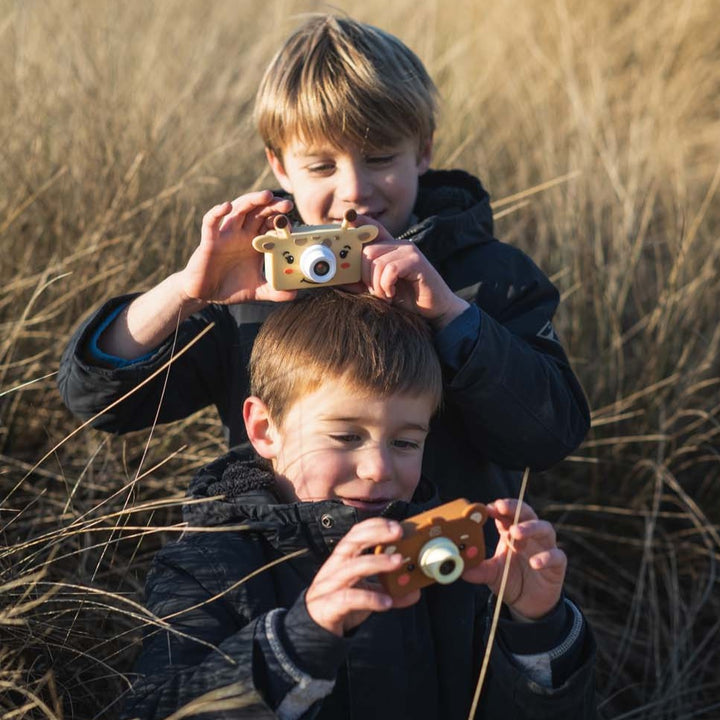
[56,295,237,434]
[122,538,348,720]
[479,597,597,719]
[434,242,590,470]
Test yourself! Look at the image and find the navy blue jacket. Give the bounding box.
[57,169,590,504]
[121,449,596,719]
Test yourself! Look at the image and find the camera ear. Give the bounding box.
[252,235,275,253]
[463,503,488,526]
[356,225,379,245]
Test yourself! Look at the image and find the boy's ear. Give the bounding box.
[417,135,433,175]
[266,148,294,194]
[243,396,279,459]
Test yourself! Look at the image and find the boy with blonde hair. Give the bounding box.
[59,14,589,511]
[123,290,595,720]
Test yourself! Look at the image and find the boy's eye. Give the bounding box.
[393,439,422,450]
[366,154,396,166]
[307,162,335,175]
[330,434,361,444]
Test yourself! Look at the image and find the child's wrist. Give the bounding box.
[172,272,210,313]
[429,296,470,331]
[506,597,562,623]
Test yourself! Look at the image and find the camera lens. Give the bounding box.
[418,537,464,585]
[300,245,337,283]
[313,260,330,276]
[439,559,456,576]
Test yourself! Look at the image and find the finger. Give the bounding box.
[221,208,291,239]
[251,197,295,222]
[508,519,557,550]
[528,548,567,572]
[306,585,395,634]
[230,204,292,235]
[314,586,395,618]
[219,193,292,233]
[253,284,299,303]
[487,499,538,527]
[226,190,277,213]
[315,548,404,587]
[487,498,539,521]
[314,552,405,593]
[377,260,400,300]
[361,243,402,292]
[366,245,427,299]
[370,253,393,301]
[361,246,384,291]
[311,520,405,593]
[201,201,233,238]
[331,518,404,559]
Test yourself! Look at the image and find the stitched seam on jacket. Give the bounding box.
[548,598,584,659]
[264,610,335,720]
[510,598,585,687]
[265,609,305,683]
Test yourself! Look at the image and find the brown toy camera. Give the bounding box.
[375,498,488,597]
[252,209,378,291]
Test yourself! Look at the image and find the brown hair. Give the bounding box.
[254,14,437,158]
[250,290,442,425]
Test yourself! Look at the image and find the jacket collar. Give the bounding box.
[404,169,495,267]
[183,445,439,559]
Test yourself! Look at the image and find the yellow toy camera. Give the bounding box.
[252,210,378,291]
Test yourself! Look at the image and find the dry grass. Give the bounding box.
[1,0,719,717]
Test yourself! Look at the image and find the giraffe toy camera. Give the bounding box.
[252,209,378,291]
[375,498,488,598]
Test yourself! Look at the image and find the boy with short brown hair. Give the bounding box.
[123,290,595,720]
[255,14,436,163]
[247,288,442,427]
[59,14,589,515]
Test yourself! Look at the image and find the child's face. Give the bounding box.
[258,378,434,512]
[267,136,432,238]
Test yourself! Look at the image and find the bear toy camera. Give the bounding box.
[375,498,488,597]
[252,209,378,291]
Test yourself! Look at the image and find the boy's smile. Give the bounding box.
[267,137,432,238]
[249,378,434,510]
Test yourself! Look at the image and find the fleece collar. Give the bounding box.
[183,446,439,559]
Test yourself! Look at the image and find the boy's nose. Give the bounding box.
[338,163,372,204]
[356,446,393,483]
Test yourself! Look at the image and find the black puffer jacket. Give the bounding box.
[58,169,590,503]
[121,448,597,720]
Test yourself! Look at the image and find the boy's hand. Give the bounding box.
[180,190,297,304]
[305,518,420,637]
[462,499,566,621]
[357,219,469,330]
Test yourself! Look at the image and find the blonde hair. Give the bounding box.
[250,290,442,425]
[254,14,437,157]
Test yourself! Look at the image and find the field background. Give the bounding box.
[1,0,719,717]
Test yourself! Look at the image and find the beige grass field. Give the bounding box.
[1,0,719,717]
